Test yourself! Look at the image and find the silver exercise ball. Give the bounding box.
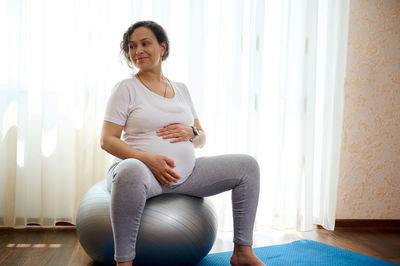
[76,180,217,265]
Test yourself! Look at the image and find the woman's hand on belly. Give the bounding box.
[156,123,193,143]
[142,154,181,186]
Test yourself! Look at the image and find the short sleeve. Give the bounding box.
[181,83,198,120]
[104,80,135,126]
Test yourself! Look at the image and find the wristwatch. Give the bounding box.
[189,126,200,142]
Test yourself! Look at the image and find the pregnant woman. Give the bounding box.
[100,20,264,266]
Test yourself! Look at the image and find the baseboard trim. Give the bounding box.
[335,219,400,229]
[0,222,76,231]
[2,220,400,230]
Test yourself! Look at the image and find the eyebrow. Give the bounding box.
[128,38,151,44]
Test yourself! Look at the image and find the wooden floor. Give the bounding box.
[0,226,399,265]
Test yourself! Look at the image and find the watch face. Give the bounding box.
[193,126,200,136]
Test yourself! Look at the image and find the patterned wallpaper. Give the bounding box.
[336,0,400,219]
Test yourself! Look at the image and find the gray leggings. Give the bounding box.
[107,154,260,262]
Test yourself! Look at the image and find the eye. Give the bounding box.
[128,44,136,49]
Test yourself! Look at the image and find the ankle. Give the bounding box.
[117,261,132,266]
[234,243,252,254]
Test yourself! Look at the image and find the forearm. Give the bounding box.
[192,130,206,149]
[101,136,149,162]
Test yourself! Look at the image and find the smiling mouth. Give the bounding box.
[137,57,148,62]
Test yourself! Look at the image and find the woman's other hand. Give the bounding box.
[156,123,193,143]
[142,154,181,186]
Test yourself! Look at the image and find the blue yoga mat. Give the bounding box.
[196,240,397,266]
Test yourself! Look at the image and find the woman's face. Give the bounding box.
[128,27,166,71]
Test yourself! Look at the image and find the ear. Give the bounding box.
[160,42,167,55]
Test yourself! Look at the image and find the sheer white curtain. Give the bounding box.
[256,0,349,231]
[0,0,349,231]
[0,0,131,227]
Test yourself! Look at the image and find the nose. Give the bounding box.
[135,45,144,54]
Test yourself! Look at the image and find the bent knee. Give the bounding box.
[239,154,260,176]
[235,154,260,185]
[113,158,150,185]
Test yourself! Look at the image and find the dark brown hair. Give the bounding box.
[120,21,170,69]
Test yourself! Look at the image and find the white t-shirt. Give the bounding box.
[104,77,198,184]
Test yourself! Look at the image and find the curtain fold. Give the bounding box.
[256,0,349,231]
[0,0,349,230]
[313,0,350,230]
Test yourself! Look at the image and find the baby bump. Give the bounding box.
[161,141,196,184]
[130,135,196,183]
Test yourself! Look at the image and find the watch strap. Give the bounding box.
[189,126,200,142]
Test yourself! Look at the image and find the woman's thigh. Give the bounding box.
[168,154,258,197]
[108,159,163,199]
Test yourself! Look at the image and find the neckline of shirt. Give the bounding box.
[134,76,177,101]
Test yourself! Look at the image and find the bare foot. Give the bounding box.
[230,244,265,266]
